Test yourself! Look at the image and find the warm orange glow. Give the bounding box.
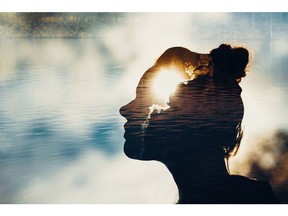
[152,68,186,106]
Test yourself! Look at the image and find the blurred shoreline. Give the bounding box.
[0,12,125,38]
[1,13,288,39]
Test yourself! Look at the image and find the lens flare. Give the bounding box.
[152,68,186,106]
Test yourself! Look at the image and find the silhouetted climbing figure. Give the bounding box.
[120,44,280,204]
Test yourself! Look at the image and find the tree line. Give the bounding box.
[0,12,125,38]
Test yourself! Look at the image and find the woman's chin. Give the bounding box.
[123,139,144,160]
[124,139,159,161]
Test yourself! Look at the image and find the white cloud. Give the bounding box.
[273,39,288,57]
[17,151,178,204]
[229,67,288,176]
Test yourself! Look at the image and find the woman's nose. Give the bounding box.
[120,99,150,120]
[119,104,128,118]
[120,100,134,118]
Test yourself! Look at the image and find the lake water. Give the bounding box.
[1,13,288,203]
[0,38,180,203]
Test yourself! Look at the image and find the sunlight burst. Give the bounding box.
[152,68,186,106]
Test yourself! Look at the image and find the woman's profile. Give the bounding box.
[120,44,280,204]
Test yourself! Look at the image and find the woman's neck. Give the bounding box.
[165,149,230,203]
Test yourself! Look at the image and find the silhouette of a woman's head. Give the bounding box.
[120,44,249,165]
[120,44,282,204]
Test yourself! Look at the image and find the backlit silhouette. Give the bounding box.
[120,44,280,204]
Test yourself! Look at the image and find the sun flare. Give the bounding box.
[152,68,187,106]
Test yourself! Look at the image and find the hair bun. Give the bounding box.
[210,44,249,82]
[228,48,249,79]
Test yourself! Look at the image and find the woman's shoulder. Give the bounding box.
[228,175,281,203]
[230,174,267,183]
[229,174,272,189]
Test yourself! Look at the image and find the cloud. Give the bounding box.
[227,61,288,203]
[16,151,178,204]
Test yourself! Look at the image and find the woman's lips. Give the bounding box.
[123,125,144,140]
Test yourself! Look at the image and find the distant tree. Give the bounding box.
[61,13,125,37]
[17,13,47,36]
[61,13,85,37]
[0,13,26,36]
[0,12,125,38]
